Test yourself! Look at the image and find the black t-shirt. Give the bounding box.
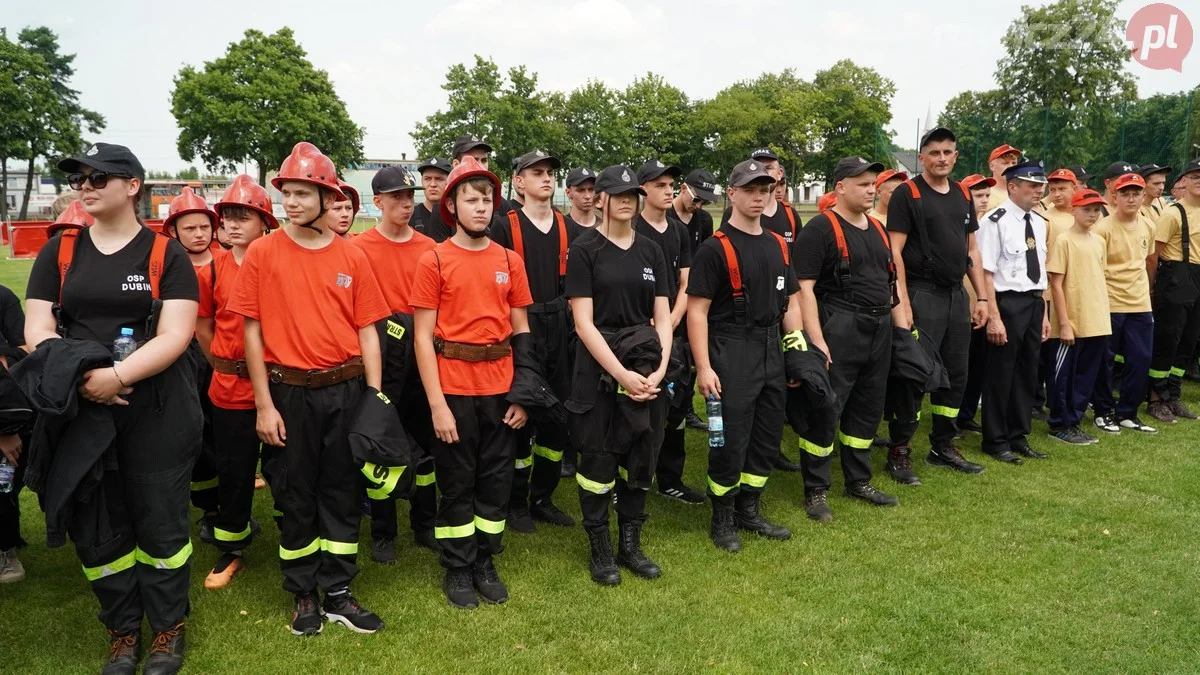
[793,212,893,307]
[0,285,25,350]
[687,223,799,327]
[490,207,583,303]
[668,205,714,255]
[564,213,598,230]
[566,228,669,328]
[410,202,454,243]
[886,175,979,287]
[722,201,799,246]
[27,228,199,345]
[635,214,692,303]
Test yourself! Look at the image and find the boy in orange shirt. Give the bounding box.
[229,143,390,636]
[411,157,533,609]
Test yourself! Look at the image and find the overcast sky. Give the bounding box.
[5,0,1194,172]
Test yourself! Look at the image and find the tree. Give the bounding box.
[0,29,42,224]
[489,65,565,183]
[809,60,896,184]
[938,89,1013,178]
[411,56,505,162]
[176,166,200,180]
[172,28,364,186]
[554,80,632,171]
[621,73,697,168]
[1104,89,1199,169]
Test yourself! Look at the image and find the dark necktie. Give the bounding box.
[1024,213,1040,283]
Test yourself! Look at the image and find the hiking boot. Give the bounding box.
[195,513,217,545]
[560,462,576,478]
[845,480,900,506]
[872,436,891,448]
[1049,425,1098,445]
[927,442,985,474]
[585,528,621,586]
[685,410,707,430]
[1187,362,1200,382]
[1169,399,1198,420]
[657,482,705,505]
[885,445,922,486]
[734,491,791,540]
[804,490,834,522]
[772,451,803,472]
[709,498,741,553]
[324,590,384,633]
[1147,400,1177,424]
[472,557,509,604]
[371,538,397,565]
[443,568,478,609]
[1092,414,1121,434]
[507,506,535,533]
[101,629,140,675]
[1118,416,1157,434]
[142,622,185,675]
[0,548,25,584]
[616,522,661,579]
[413,529,439,552]
[203,553,245,589]
[291,592,324,636]
[531,499,575,527]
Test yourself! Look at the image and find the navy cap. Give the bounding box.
[451,133,492,159]
[749,147,780,161]
[636,159,682,185]
[1003,159,1048,184]
[1067,165,1090,182]
[832,156,886,183]
[684,169,718,202]
[58,143,146,182]
[1104,161,1137,180]
[372,166,422,194]
[1137,163,1173,178]
[919,127,956,150]
[417,157,452,175]
[593,165,646,195]
[513,149,561,174]
[728,160,775,188]
[566,167,596,188]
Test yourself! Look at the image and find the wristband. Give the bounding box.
[976,298,988,302]
[113,365,129,389]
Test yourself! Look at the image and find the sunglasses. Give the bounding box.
[67,171,131,190]
[683,183,709,206]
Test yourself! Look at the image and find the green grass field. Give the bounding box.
[1,254,1199,674]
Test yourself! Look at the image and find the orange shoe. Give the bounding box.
[204,554,245,589]
[254,474,267,490]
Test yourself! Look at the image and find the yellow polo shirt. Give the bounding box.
[1154,200,1200,263]
[1047,227,1111,338]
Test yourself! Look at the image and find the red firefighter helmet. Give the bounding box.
[165,187,217,230]
[47,199,95,237]
[216,174,279,230]
[439,155,502,226]
[817,192,838,212]
[271,142,347,201]
[338,180,361,215]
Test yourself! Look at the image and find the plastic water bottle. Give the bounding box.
[707,395,725,448]
[112,327,137,362]
[0,459,14,494]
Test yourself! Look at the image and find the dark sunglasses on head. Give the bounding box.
[684,183,709,206]
[67,171,131,190]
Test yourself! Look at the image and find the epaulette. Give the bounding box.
[988,208,1006,222]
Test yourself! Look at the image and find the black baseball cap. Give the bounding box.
[684,169,718,202]
[1067,165,1090,182]
[636,159,682,185]
[372,166,422,195]
[832,156,886,183]
[728,160,775,187]
[566,167,596,187]
[451,133,492,159]
[513,150,561,173]
[58,142,146,182]
[593,165,646,195]
[749,147,779,161]
[918,127,956,150]
[1137,163,1173,178]
[1104,161,1137,180]
[417,157,452,175]
[1181,158,1200,178]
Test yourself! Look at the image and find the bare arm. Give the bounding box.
[1148,242,1163,290]
[570,297,633,381]
[196,317,215,365]
[652,296,673,383]
[966,233,989,328]
[244,317,286,446]
[112,299,198,385]
[24,299,58,348]
[670,268,690,330]
[1049,273,1073,344]
[413,308,447,413]
[687,295,721,398]
[889,231,912,328]
[796,280,828,355]
[358,324,382,390]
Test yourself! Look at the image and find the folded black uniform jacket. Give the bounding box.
[348,387,416,500]
[507,332,566,425]
[889,326,949,393]
[0,366,33,435]
[783,334,838,445]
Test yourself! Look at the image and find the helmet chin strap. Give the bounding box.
[295,187,327,234]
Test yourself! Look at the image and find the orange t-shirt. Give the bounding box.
[198,249,255,409]
[351,227,437,313]
[228,232,390,371]
[409,239,533,396]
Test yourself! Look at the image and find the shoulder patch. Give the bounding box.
[988,208,1006,222]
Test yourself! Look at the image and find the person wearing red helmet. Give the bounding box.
[228,142,390,635]
[46,198,96,238]
[869,169,907,225]
[164,187,216,267]
[194,175,279,590]
[410,156,533,608]
[330,180,360,238]
[988,144,1022,208]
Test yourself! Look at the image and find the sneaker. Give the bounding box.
[1049,425,1098,445]
[290,592,324,636]
[413,529,439,552]
[371,538,397,565]
[443,567,478,609]
[845,480,900,506]
[101,629,140,675]
[1092,414,1121,434]
[507,506,535,534]
[323,590,384,633]
[472,558,509,604]
[1169,399,1198,420]
[885,445,922,486]
[657,482,705,505]
[804,490,834,522]
[1146,400,1177,424]
[531,499,575,527]
[685,410,707,431]
[1031,407,1049,422]
[142,622,185,675]
[1118,416,1158,433]
[927,442,985,474]
[203,553,245,589]
[0,548,25,584]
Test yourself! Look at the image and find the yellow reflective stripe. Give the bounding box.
[415,471,436,487]
[707,477,737,496]
[135,540,193,570]
[190,477,218,491]
[514,454,533,469]
[1113,354,1126,364]
[280,538,320,560]
[1148,369,1169,379]
[214,524,251,542]
[1170,366,1186,377]
[474,516,505,535]
[930,405,959,418]
[740,472,768,488]
[82,549,136,581]
[782,329,808,352]
[362,461,405,500]
[798,436,834,457]
[434,522,475,539]
[576,473,615,495]
[532,445,563,462]
[838,430,873,450]
[320,539,358,555]
[618,466,629,482]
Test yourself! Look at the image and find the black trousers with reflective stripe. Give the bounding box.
[577,452,650,532]
[509,306,571,510]
[189,348,219,513]
[432,394,514,570]
[370,384,437,541]
[801,303,891,491]
[210,406,260,554]
[74,360,201,633]
[1150,263,1200,401]
[269,378,364,595]
[981,292,1043,454]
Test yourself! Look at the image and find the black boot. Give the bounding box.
[616,521,661,580]
[734,491,792,540]
[101,629,140,675]
[709,496,741,553]
[142,622,185,675]
[585,528,621,586]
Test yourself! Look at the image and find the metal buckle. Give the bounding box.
[269,369,283,384]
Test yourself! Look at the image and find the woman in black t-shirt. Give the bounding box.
[24,143,201,675]
[565,165,672,587]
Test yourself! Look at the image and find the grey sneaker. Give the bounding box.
[0,548,24,584]
[1050,425,1098,445]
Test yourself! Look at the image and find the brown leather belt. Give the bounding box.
[434,337,511,362]
[211,356,249,378]
[267,357,365,388]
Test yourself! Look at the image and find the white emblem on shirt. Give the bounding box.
[643,267,656,282]
[336,273,352,288]
[122,274,149,292]
[495,271,510,284]
[776,276,785,290]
